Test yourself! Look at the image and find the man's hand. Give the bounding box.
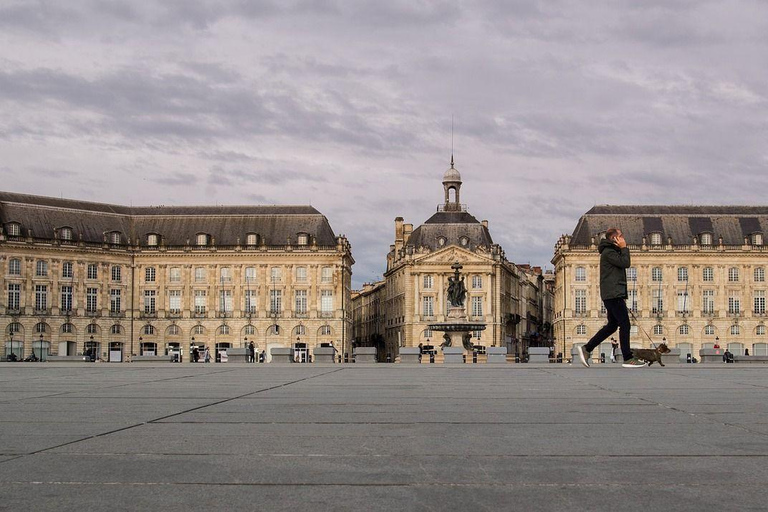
[615,234,627,249]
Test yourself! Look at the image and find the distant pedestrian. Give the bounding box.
[204,346,211,363]
[193,346,200,363]
[745,348,750,356]
[610,338,618,363]
[248,341,255,363]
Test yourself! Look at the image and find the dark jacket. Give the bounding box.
[598,238,631,300]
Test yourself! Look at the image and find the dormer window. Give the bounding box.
[59,227,73,241]
[752,233,763,246]
[6,222,21,237]
[297,233,309,246]
[109,231,122,245]
[649,233,663,246]
[246,233,259,246]
[147,234,159,246]
[700,233,713,246]
[196,233,209,246]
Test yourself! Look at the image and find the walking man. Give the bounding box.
[578,228,647,368]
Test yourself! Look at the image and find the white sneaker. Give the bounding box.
[578,346,591,368]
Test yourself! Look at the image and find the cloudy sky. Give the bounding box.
[2,1,767,286]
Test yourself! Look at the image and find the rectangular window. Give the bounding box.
[321,290,333,313]
[60,285,73,311]
[472,275,482,289]
[144,290,156,314]
[728,294,741,314]
[321,267,333,283]
[169,267,181,283]
[676,291,690,313]
[244,290,257,313]
[220,267,232,283]
[755,290,766,314]
[703,290,715,313]
[626,289,638,313]
[295,267,306,283]
[245,266,257,283]
[35,285,48,310]
[471,296,483,317]
[7,284,20,310]
[169,290,181,313]
[270,289,282,315]
[110,289,121,313]
[145,267,156,282]
[678,267,688,282]
[271,267,282,283]
[111,265,121,282]
[755,267,766,283]
[422,296,434,316]
[575,289,587,314]
[627,267,637,282]
[194,290,206,314]
[62,261,73,279]
[652,289,663,314]
[575,267,586,282]
[423,275,433,289]
[219,290,233,312]
[294,290,308,314]
[8,259,21,275]
[703,267,714,282]
[87,263,97,280]
[86,287,98,312]
[194,267,206,283]
[651,267,662,282]
[36,260,48,277]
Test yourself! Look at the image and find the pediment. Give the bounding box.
[413,245,492,265]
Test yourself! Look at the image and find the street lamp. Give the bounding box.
[89,335,94,361]
[39,333,44,362]
[8,333,13,361]
[244,336,249,363]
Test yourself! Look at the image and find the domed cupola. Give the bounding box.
[442,155,462,211]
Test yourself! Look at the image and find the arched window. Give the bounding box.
[244,325,255,335]
[704,325,715,336]
[731,325,740,336]
[576,324,587,335]
[320,325,332,336]
[757,325,766,336]
[167,325,180,336]
[294,325,307,336]
[193,325,205,335]
[143,325,155,335]
[147,234,159,246]
[700,232,713,246]
[650,233,663,246]
[35,322,48,333]
[7,322,22,334]
[653,325,663,335]
[678,325,689,335]
[108,231,122,245]
[296,233,309,246]
[61,323,74,334]
[196,233,209,246]
[246,233,259,246]
[218,325,230,335]
[86,324,98,334]
[111,325,122,335]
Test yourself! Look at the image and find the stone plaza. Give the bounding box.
[1,363,767,511]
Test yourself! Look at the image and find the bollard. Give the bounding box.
[686,353,692,363]
[600,353,605,364]
[472,351,477,363]
[386,353,392,363]
[430,352,435,363]
[344,353,349,363]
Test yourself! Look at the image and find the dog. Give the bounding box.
[631,343,671,367]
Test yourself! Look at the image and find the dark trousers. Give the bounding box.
[584,298,632,360]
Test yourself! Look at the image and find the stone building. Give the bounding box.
[0,192,353,362]
[552,205,768,361]
[378,159,549,359]
[350,279,386,360]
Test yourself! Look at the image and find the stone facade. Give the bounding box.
[367,160,553,359]
[351,280,386,359]
[552,205,768,360]
[0,192,353,362]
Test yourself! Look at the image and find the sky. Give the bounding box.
[2,0,768,287]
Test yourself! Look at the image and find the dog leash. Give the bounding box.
[628,308,658,349]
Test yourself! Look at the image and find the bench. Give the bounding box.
[46,355,91,362]
[733,355,768,364]
[132,355,174,363]
[353,347,377,363]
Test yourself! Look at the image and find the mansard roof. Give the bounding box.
[572,205,768,245]
[0,191,338,247]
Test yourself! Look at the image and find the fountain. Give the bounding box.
[428,262,486,362]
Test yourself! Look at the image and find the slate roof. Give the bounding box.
[571,205,768,245]
[407,210,494,250]
[0,191,338,247]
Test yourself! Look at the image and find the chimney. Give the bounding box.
[482,220,488,229]
[394,217,404,252]
[403,223,413,243]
